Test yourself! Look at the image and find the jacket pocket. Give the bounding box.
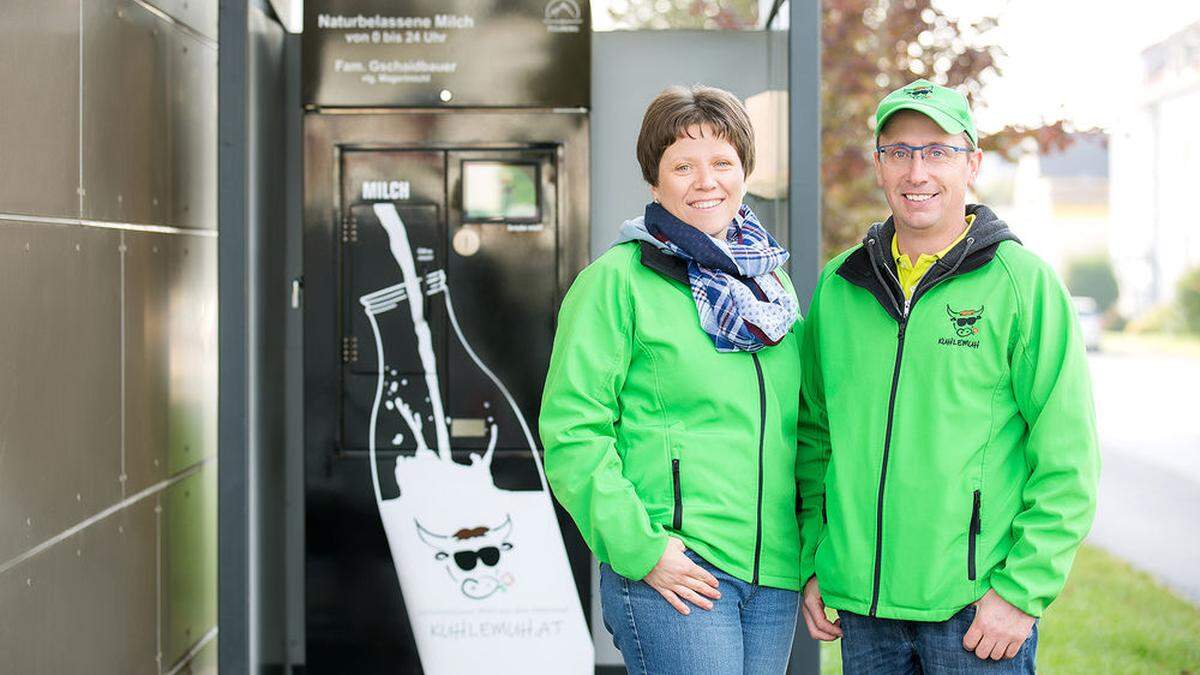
[968,489,981,581]
[671,459,683,530]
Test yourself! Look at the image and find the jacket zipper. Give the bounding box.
[671,459,683,530]
[968,489,981,581]
[751,353,766,585]
[866,236,975,616]
[869,311,906,616]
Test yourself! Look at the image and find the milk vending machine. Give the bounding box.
[302,1,594,672]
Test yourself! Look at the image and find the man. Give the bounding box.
[795,79,1100,672]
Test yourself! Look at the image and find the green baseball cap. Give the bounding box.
[874,79,977,147]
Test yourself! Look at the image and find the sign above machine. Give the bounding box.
[303,0,591,108]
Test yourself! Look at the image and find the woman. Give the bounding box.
[539,85,804,674]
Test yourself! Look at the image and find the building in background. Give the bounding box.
[976,133,1111,277]
[1110,20,1200,319]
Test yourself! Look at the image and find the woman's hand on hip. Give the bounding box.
[642,536,721,615]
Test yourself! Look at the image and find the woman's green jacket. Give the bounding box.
[539,240,804,590]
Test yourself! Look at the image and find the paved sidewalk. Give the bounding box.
[1085,349,1200,603]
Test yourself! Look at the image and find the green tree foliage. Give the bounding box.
[1065,254,1120,313]
[1177,266,1200,334]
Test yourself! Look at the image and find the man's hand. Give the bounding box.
[801,576,843,640]
[962,589,1036,660]
[642,537,721,615]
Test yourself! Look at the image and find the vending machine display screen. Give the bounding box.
[461,161,540,222]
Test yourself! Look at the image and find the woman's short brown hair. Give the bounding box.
[636,85,755,186]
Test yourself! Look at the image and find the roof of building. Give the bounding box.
[1039,132,1109,178]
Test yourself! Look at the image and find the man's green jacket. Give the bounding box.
[540,240,804,589]
[797,205,1100,621]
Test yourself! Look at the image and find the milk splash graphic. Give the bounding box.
[359,203,592,674]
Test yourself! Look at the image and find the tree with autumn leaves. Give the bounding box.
[604,0,1075,260]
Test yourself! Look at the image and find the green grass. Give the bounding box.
[819,545,1200,674]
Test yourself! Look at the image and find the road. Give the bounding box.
[1086,347,1200,603]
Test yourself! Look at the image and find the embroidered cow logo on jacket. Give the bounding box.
[939,304,984,349]
[947,304,984,337]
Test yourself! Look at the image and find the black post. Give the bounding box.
[788,0,822,673]
[218,0,251,671]
[789,0,822,310]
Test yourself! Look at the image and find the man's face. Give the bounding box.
[873,111,982,234]
[651,123,747,237]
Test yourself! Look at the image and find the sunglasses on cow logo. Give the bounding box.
[953,317,979,327]
[437,542,514,571]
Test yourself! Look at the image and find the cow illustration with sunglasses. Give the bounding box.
[416,515,515,599]
[947,304,985,338]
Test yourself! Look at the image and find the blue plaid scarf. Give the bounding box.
[619,202,798,353]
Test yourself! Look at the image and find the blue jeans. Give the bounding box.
[840,605,1037,674]
[599,550,799,674]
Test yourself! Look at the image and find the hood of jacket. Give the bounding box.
[613,214,671,252]
[836,204,1021,321]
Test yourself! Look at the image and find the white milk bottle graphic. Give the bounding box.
[359,203,592,674]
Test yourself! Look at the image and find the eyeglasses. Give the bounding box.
[953,317,979,327]
[876,142,972,166]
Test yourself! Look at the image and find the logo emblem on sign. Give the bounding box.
[545,0,581,19]
[544,0,584,32]
[416,515,516,599]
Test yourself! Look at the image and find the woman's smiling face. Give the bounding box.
[651,123,747,237]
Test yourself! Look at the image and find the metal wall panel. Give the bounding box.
[0,223,122,564]
[82,0,170,225]
[169,33,218,230]
[176,636,218,675]
[163,464,217,668]
[124,231,170,494]
[124,230,216,491]
[145,0,219,41]
[0,0,220,665]
[166,235,218,474]
[0,0,81,218]
[0,496,159,674]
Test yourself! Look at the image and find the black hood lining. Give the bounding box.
[639,240,690,286]
[835,204,1019,321]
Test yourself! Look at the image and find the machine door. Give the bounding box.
[340,150,447,458]
[444,148,558,460]
[339,147,558,467]
[316,145,591,674]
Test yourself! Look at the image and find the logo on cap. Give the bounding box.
[906,86,934,100]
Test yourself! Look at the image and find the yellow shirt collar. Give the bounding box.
[891,214,976,299]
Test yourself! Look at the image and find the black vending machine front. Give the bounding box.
[302,2,593,670]
[339,147,560,466]
[305,123,592,673]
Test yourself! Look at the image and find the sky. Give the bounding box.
[591,0,1200,131]
[937,0,1200,132]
